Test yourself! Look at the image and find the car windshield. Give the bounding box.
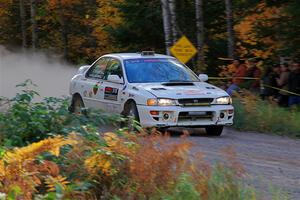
[124,58,199,83]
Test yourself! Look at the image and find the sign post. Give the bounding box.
[170,36,197,64]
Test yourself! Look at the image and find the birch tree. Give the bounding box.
[160,0,172,55]
[225,0,235,58]
[195,0,205,69]
[19,0,27,48]
[30,0,37,50]
[168,0,178,44]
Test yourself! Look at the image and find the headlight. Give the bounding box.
[147,98,177,106]
[213,96,232,105]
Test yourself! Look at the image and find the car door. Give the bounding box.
[82,57,109,109]
[100,57,125,113]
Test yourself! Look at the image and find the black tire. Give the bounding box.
[157,127,168,133]
[122,101,140,131]
[69,95,86,115]
[205,126,223,136]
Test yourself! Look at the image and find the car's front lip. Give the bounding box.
[136,104,234,128]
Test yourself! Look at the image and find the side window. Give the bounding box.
[103,58,123,80]
[86,57,109,79]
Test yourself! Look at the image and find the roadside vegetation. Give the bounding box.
[0,82,259,199]
[233,91,300,137]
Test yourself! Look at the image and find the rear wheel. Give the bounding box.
[70,95,86,115]
[205,126,223,136]
[122,102,140,131]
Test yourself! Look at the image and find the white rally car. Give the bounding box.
[69,51,234,136]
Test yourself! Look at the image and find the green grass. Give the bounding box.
[233,97,300,137]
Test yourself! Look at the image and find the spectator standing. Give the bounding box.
[240,58,261,93]
[261,64,280,100]
[226,59,247,95]
[288,60,300,106]
[276,64,290,107]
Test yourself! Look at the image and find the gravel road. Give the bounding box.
[167,127,300,200]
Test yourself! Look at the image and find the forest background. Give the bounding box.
[0,0,299,75]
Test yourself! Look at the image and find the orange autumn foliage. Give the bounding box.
[235,2,283,59]
[0,135,77,199]
[91,0,124,56]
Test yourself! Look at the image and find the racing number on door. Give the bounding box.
[104,87,119,101]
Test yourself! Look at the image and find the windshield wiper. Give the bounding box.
[162,82,195,86]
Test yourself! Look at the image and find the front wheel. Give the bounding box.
[205,126,223,136]
[122,102,140,132]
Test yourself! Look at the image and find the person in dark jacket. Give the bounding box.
[288,61,300,106]
[261,64,280,100]
[277,63,290,107]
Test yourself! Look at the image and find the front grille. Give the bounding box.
[178,111,213,122]
[178,98,213,106]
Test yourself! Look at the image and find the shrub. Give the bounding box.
[0,135,77,200]
[233,91,300,137]
[0,80,122,147]
[74,133,255,200]
[0,131,256,200]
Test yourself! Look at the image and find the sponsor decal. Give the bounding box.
[104,87,119,101]
[183,90,205,95]
[93,82,101,95]
[125,59,169,64]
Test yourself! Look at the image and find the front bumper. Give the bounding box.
[137,105,234,128]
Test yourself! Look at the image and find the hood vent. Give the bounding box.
[206,86,216,89]
[162,82,194,86]
[152,88,167,90]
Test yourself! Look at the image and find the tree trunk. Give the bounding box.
[30,0,37,50]
[225,0,235,58]
[168,0,178,44]
[160,0,172,55]
[195,0,205,70]
[57,0,68,59]
[19,0,27,48]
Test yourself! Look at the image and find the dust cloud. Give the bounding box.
[0,46,78,100]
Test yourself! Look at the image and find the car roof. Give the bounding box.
[103,53,175,60]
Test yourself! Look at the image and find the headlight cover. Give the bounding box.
[147,98,177,106]
[213,96,232,105]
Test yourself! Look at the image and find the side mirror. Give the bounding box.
[198,74,208,82]
[107,74,123,84]
[77,65,90,74]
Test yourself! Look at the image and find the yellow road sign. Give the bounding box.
[170,36,197,64]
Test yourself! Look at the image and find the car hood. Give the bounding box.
[131,82,228,99]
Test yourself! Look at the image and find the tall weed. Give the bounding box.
[233,91,300,137]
